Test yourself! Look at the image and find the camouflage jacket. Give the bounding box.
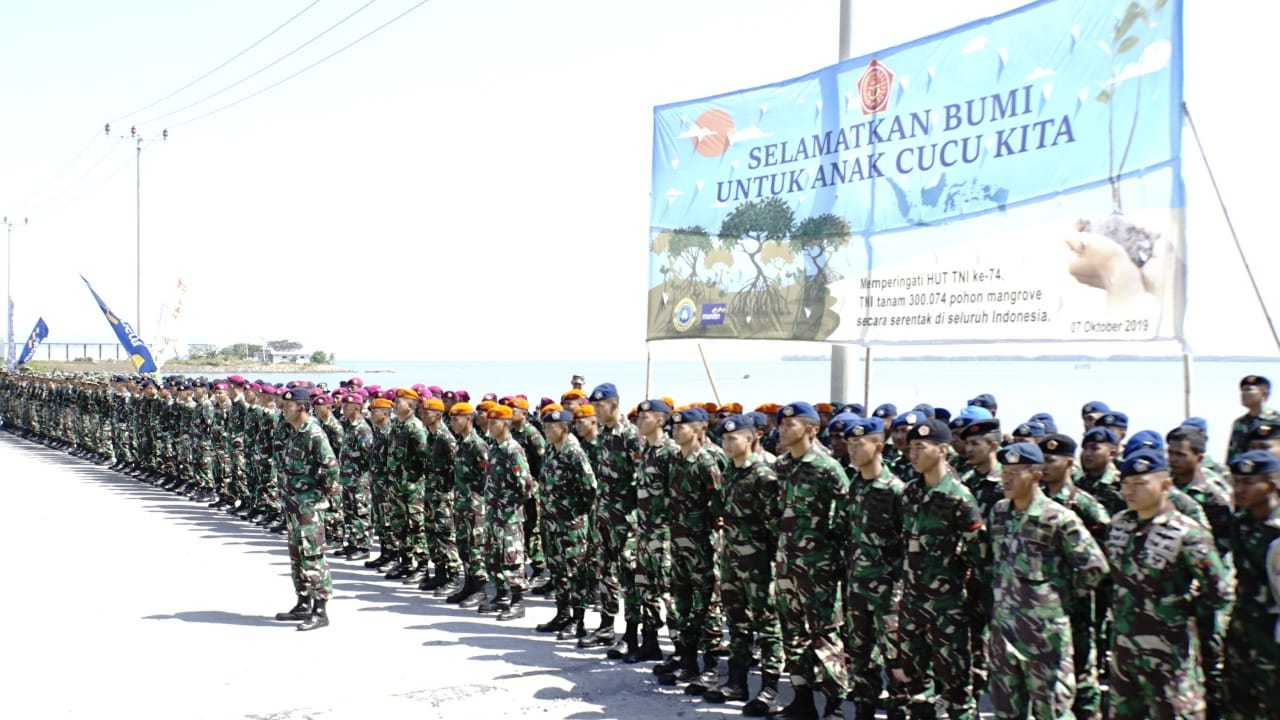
[369,420,392,480]
[637,433,678,532]
[511,422,547,480]
[846,462,907,583]
[1173,471,1235,557]
[666,442,726,538]
[713,452,778,554]
[1078,465,1126,517]
[961,461,1004,520]
[774,445,852,571]
[337,415,374,480]
[1227,407,1280,462]
[902,470,989,601]
[540,434,597,522]
[1169,487,1210,528]
[279,415,339,502]
[1227,504,1280,631]
[424,421,458,488]
[195,398,215,448]
[387,415,429,481]
[594,420,644,515]
[1105,507,1233,663]
[453,427,489,503]
[988,492,1108,623]
[1045,479,1110,545]
[209,400,232,446]
[318,413,345,462]
[484,436,533,523]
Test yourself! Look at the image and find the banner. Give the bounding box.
[16,317,48,367]
[150,277,188,370]
[80,275,157,373]
[648,0,1184,344]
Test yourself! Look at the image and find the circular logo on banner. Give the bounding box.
[673,298,697,332]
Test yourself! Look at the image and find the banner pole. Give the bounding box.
[1182,352,1192,418]
[829,0,856,404]
[697,343,722,405]
[645,344,653,399]
[863,347,872,411]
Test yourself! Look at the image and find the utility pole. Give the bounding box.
[104,123,168,338]
[3,216,29,371]
[831,0,860,405]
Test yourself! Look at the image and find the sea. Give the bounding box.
[241,357,1280,454]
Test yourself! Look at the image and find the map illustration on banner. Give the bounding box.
[647,0,1185,345]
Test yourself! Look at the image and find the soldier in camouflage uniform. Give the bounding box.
[384,389,430,582]
[312,393,346,549]
[633,399,679,664]
[841,416,908,720]
[533,406,597,640]
[445,402,492,607]
[771,401,851,720]
[956,416,1003,697]
[190,381,217,502]
[1227,375,1280,463]
[207,382,236,509]
[506,396,547,589]
[1105,448,1232,720]
[363,396,396,569]
[419,396,463,593]
[335,392,374,560]
[1223,450,1280,720]
[985,442,1108,720]
[899,418,989,720]
[476,404,534,620]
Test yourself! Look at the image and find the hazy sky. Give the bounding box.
[1,0,1276,363]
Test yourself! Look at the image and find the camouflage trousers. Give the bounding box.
[721,539,783,675]
[285,499,333,601]
[370,473,396,553]
[111,424,133,463]
[424,482,461,576]
[523,494,543,572]
[845,575,906,707]
[193,444,215,489]
[485,515,526,594]
[339,472,373,551]
[989,614,1075,720]
[900,595,977,719]
[591,503,639,623]
[1069,602,1102,720]
[1109,639,1206,720]
[1195,599,1229,716]
[544,513,593,610]
[253,454,280,513]
[1222,608,1280,720]
[775,560,848,699]
[634,527,674,635]
[670,524,717,654]
[224,447,249,503]
[964,577,991,694]
[387,476,426,561]
[455,493,487,579]
[212,447,232,497]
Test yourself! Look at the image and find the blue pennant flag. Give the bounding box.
[15,317,49,367]
[80,275,157,373]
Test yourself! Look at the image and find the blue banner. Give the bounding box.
[15,317,48,367]
[648,0,1184,344]
[80,275,157,373]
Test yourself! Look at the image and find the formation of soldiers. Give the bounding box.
[1,368,1278,720]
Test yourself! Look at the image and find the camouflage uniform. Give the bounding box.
[1175,470,1236,717]
[1224,503,1280,720]
[665,442,725,658]
[484,435,533,595]
[424,420,462,578]
[1227,406,1280,462]
[1105,506,1233,720]
[280,415,339,601]
[512,421,547,574]
[986,493,1108,720]
[337,413,375,552]
[590,420,644,626]
[387,415,429,567]
[318,412,346,544]
[900,469,989,720]
[368,419,394,554]
[961,460,1003,694]
[541,433,597,610]
[773,445,852,699]
[636,433,678,637]
[453,426,490,581]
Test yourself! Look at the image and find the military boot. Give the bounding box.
[852,699,878,720]
[624,625,663,663]
[476,591,509,614]
[528,572,552,595]
[652,643,686,676]
[607,621,638,659]
[419,566,449,591]
[773,684,817,720]
[333,545,356,558]
[434,573,464,597]
[557,608,586,641]
[684,653,720,696]
[577,613,615,649]
[819,693,844,720]
[703,660,748,703]
[347,547,371,562]
[365,548,393,569]
[274,595,311,622]
[373,552,400,573]
[536,597,572,633]
[497,591,525,621]
[297,599,328,631]
[385,558,417,580]
[450,577,488,607]
[401,563,429,585]
[657,651,700,686]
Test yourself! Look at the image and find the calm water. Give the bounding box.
[243,357,1280,456]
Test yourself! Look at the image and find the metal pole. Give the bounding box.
[697,343,722,405]
[136,137,142,337]
[830,0,858,405]
[5,220,11,371]
[1182,352,1192,418]
[645,344,653,399]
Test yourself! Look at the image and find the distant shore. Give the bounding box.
[21,360,356,375]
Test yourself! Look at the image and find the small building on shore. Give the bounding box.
[265,349,311,364]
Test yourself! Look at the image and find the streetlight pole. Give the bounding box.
[3,216,29,371]
[104,123,167,338]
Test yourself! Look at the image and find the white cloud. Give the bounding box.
[1109,40,1173,85]
[676,123,717,141]
[1025,67,1055,81]
[665,188,685,198]
[728,125,772,144]
[960,36,988,54]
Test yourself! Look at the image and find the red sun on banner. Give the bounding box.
[692,109,734,157]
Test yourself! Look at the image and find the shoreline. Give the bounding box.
[20,361,357,375]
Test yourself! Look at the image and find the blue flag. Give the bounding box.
[15,317,49,367]
[80,275,157,373]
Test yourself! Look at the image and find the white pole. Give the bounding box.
[697,343,722,405]
[645,344,653,399]
[830,0,859,404]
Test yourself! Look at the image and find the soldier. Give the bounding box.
[771,401,851,720]
[534,406,597,639]
[384,388,430,583]
[312,392,346,549]
[1080,401,1109,433]
[271,386,340,631]
[363,396,397,570]
[476,404,534,621]
[420,397,463,594]
[335,392,374,561]
[957,416,1002,695]
[986,442,1108,720]
[1180,417,1230,477]
[445,401,491,607]
[1077,427,1125,516]
[629,398,677,662]
[898,418,989,720]
[1105,448,1232,719]
[968,393,997,418]
[1094,411,1129,445]
[1223,450,1280,719]
[1228,375,1280,463]
[842,416,908,720]
[506,396,548,592]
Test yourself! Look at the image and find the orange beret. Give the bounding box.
[754,403,777,414]
[395,388,420,401]
[562,388,586,401]
[573,405,596,419]
[487,405,513,420]
[476,400,497,413]
[703,402,719,413]
[720,402,743,413]
[511,396,529,410]
[369,398,394,409]
[814,403,835,413]
[662,397,675,408]
[449,402,475,416]
[541,402,564,413]
[424,398,445,411]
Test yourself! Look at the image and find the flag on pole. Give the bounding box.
[151,276,188,370]
[80,275,157,373]
[16,317,48,366]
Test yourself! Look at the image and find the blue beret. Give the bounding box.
[934,407,952,422]
[671,407,708,424]
[1081,400,1110,415]
[1029,412,1058,434]
[1097,411,1129,429]
[282,387,313,403]
[826,412,860,435]
[891,411,924,429]
[1012,420,1047,439]
[745,411,768,428]
[1042,433,1077,456]
[948,415,972,431]
[843,416,885,438]
[959,405,993,421]
[1240,375,1271,389]
[720,414,754,433]
[541,409,572,424]
[959,418,1001,438]
[968,393,997,410]
[997,441,1044,465]
[1118,448,1168,477]
[1124,430,1165,455]
[837,403,866,417]
[1229,450,1280,476]
[1180,417,1208,434]
[872,403,897,419]
[637,398,672,413]
[589,383,618,402]
[911,403,936,419]
[1082,427,1119,445]
[907,418,952,443]
[777,402,820,423]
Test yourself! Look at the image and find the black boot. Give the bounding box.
[529,572,552,595]
[773,683,817,720]
[625,625,663,663]
[455,578,490,607]
[536,597,572,633]
[557,607,585,641]
[333,545,355,558]
[364,547,391,569]
[385,559,417,580]
[347,547,370,562]
[435,573,464,598]
[477,591,509,614]
[820,693,844,720]
[852,699,878,720]
[497,591,525,621]
[297,599,329,631]
[401,563,429,585]
[742,671,781,716]
[684,652,719,696]
[652,642,685,676]
[607,620,638,659]
[658,651,700,686]
[274,596,311,621]
[703,660,748,703]
[445,575,480,604]
[419,565,449,591]
[577,613,615,649]
[374,552,400,572]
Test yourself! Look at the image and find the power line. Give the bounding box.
[112,0,324,123]
[28,136,131,214]
[13,132,101,209]
[169,0,432,130]
[138,0,380,127]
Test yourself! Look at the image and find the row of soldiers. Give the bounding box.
[0,370,1277,719]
